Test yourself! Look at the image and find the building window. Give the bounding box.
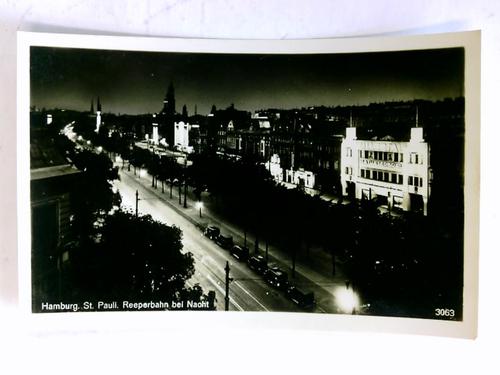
[384,172,389,182]
[408,176,413,185]
[398,175,403,184]
[410,152,419,164]
[361,169,365,178]
[366,170,370,179]
[346,147,352,157]
[391,173,397,183]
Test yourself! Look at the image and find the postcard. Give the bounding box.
[17,30,480,338]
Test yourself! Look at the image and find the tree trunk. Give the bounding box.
[254,231,259,254]
[170,183,173,199]
[183,181,187,208]
[162,180,164,193]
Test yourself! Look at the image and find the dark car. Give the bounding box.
[286,286,315,309]
[230,245,249,261]
[247,254,267,274]
[215,234,234,250]
[264,265,289,290]
[204,225,220,240]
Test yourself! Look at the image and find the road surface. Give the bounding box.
[114,170,306,313]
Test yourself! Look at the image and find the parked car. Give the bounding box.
[264,264,289,290]
[286,286,315,309]
[215,234,234,250]
[230,245,249,261]
[204,225,220,240]
[247,254,268,274]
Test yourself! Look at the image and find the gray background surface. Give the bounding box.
[0,1,497,374]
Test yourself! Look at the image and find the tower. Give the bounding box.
[159,81,176,147]
[162,82,175,116]
[95,96,102,133]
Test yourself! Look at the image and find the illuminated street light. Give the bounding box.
[139,168,146,178]
[96,146,103,153]
[335,285,359,314]
[196,201,203,217]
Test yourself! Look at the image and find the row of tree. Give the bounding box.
[116,142,462,318]
[88,120,462,319]
[47,129,214,310]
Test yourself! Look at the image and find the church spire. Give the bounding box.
[162,81,175,115]
[97,96,102,112]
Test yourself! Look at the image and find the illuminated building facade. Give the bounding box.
[340,126,431,215]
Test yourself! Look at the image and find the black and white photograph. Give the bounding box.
[19,31,479,335]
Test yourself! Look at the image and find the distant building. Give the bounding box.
[340,126,431,215]
[266,154,316,189]
[252,112,271,129]
[157,82,176,146]
[95,97,102,133]
[174,121,190,151]
[152,113,159,145]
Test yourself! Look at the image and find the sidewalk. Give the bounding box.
[118,165,357,314]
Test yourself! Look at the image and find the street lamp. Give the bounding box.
[335,285,359,315]
[196,201,203,218]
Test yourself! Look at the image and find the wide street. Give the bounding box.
[113,160,366,314]
[115,168,306,313]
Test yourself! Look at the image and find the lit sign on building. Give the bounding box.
[340,126,431,215]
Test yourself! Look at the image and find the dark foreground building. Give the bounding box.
[31,128,81,311]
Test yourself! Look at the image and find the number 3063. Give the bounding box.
[435,308,455,318]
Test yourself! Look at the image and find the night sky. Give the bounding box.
[30,46,464,115]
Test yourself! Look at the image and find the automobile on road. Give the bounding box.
[286,286,315,309]
[230,245,249,261]
[247,254,268,275]
[215,234,234,250]
[204,225,220,240]
[263,264,289,290]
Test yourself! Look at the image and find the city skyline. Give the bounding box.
[30,46,464,115]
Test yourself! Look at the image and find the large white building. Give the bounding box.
[340,126,431,215]
[174,121,189,150]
